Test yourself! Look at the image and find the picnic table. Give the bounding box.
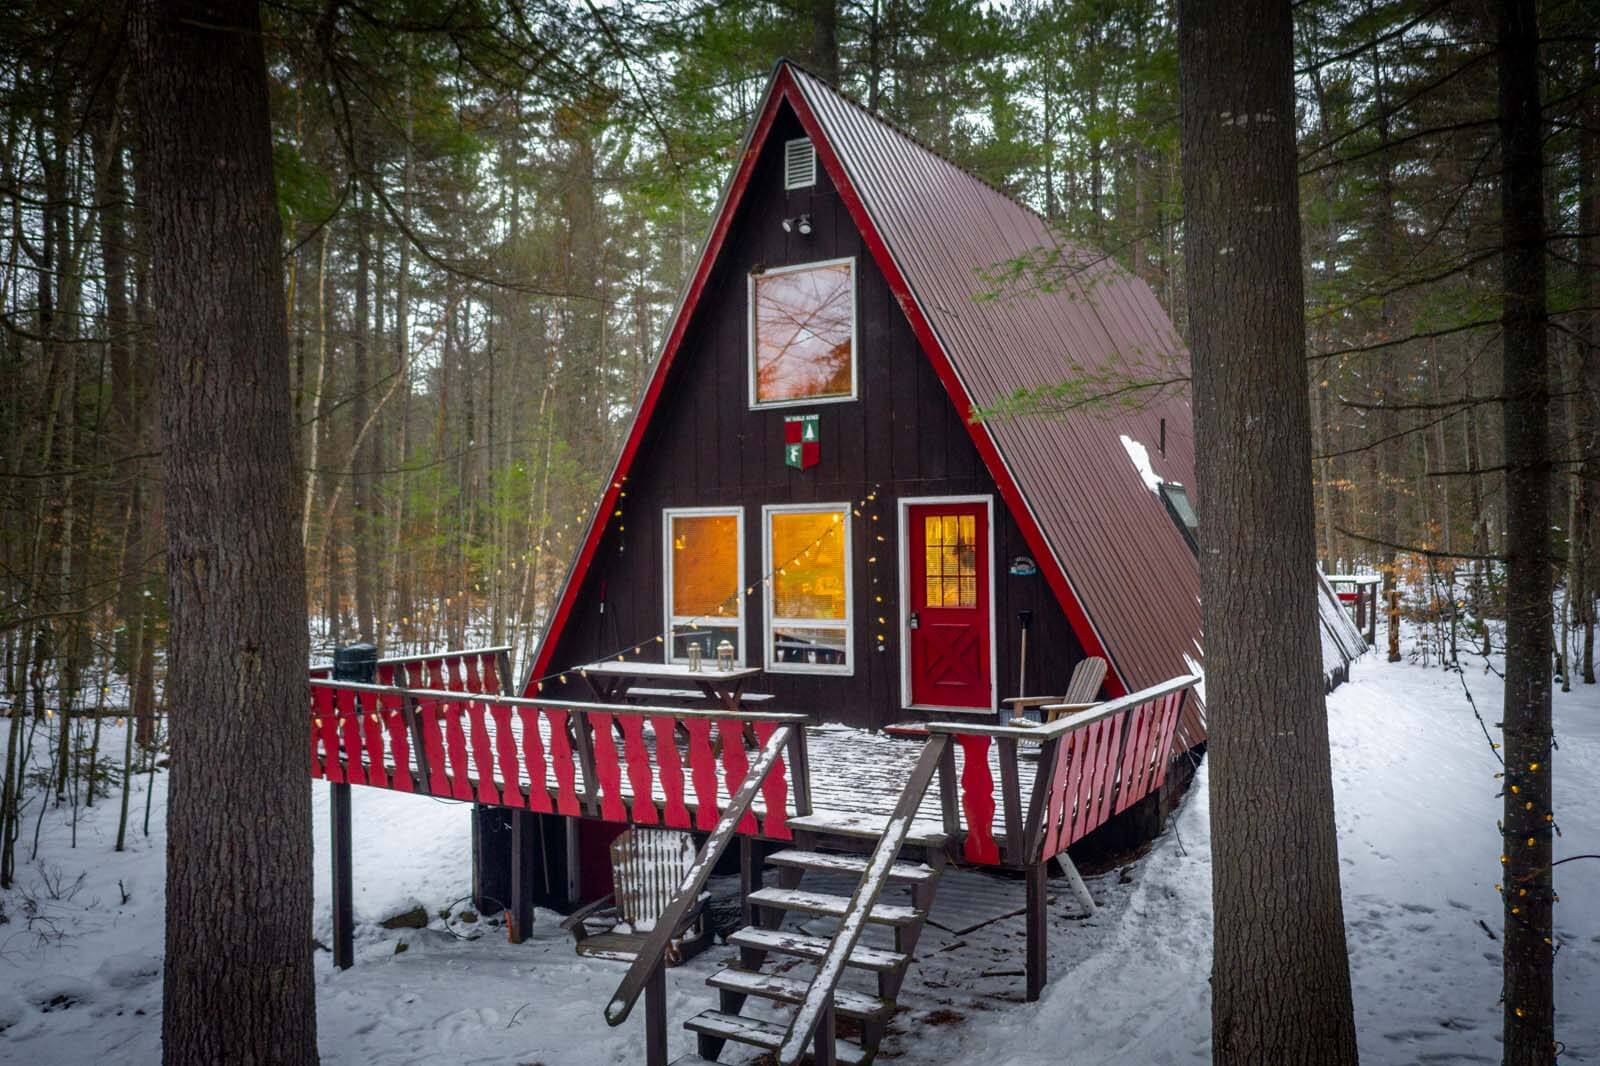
[577,660,766,713]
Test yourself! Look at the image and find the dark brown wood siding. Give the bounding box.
[540,104,1088,730]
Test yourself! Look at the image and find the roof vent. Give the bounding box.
[784,137,816,190]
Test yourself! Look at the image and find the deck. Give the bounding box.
[308,647,1194,871]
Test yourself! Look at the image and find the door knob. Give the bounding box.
[909,612,920,630]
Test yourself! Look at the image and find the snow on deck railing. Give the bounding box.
[925,674,1199,864]
[307,678,812,841]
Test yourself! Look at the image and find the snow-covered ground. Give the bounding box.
[2,644,1596,1064]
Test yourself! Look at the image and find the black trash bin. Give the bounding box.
[332,642,378,684]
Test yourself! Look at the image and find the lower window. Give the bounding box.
[664,508,744,664]
[764,504,852,674]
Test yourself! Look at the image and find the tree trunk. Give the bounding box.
[130,2,318,1063]
[352,176,375,644]
[1177,1,1359,1061]
[1495,2,1554,1062]
[811,0,840,84]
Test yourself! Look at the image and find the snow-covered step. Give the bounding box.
[707,967,892,1020]
[747,886,923,927]
[683,1010,868,1066]
[667,1057,719,1066]
[765,848,938,884]
[727,926,909,973]
[787,811,947,847]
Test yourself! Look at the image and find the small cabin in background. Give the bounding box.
[526,60,1206,746]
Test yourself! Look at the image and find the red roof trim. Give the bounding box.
[526,62,1127,699]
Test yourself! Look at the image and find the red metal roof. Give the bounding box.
[526,62,1203,726]
[783,64,1203,698]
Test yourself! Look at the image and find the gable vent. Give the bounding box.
[784,137,816,190]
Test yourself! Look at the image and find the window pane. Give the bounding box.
[771,510,847,621]
[671,622,738,661]
[772,625,848,666]
[671,514,739,618]
[753,262,853,404]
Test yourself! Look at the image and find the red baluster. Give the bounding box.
[684,718,719,831]
[490,701,523,808]
[545,709,581,817]
[589,711,627,822]
[1115,702,1155,814]
[1086,715,1122,832]
[618,715,658,824]
[1149,692,1185,791]
[1040,735,1073,858]
[651,716,691,829]
[338,688,367,787]
[443,699,473,800]
[479,654,500,697]
[377,663,396,687]
[310,686,335,778]
[464,656,484,694]
[520,707,553,814]
[718,719,757,834]
[419,699,450,796]
[447,657,466,692]
[957,734,998,864]
[382,692,413,792]
[467,699,500,805]
[426,658,446,691]
[751,722,792,840]
[1068,720,1102,844]
[361,691,389,789]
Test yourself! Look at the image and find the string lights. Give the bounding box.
[519,482,891,693]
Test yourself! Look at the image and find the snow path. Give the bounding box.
[1,647,1596,1064]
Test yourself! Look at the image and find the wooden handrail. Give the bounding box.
[306,679,812,725]
[923,674,1199,741]
[777,733,950,1066]
[604,724,797,1027]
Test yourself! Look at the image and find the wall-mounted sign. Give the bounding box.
[1008,555,1038,576]
[784,413,820,470]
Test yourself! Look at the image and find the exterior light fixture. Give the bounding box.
[781,214,814,236]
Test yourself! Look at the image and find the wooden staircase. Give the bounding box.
[680,820,948,1065]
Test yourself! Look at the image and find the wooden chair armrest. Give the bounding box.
[560,893,615,939]
[1042,701,1100,723]
[1001,696,1063,709]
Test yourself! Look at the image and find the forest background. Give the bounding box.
[0,0,1596,745]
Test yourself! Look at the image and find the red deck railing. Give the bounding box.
[927,674,1199,865]
[307,679,813,840]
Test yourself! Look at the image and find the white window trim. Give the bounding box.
[762,502,854,676]
[897,494,998,717]
[662,506,746,667]
[747,256,859,411]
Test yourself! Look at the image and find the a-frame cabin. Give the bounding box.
[308,60,1237,1065]
[526,60,1206,743]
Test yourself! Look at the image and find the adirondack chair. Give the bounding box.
[560,828,714,966]
[1002,656,1108,724]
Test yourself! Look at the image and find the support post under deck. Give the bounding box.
[1025,861,1047,1001]
[509,809,535,943]
[330,781,354,970]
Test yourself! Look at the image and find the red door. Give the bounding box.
[908,502,991,708]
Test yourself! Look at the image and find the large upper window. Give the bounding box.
[764,504,852,674]
[663,508,744,664]
[749,258,857,408]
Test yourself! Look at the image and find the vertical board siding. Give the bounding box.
[537,106,1089,731]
